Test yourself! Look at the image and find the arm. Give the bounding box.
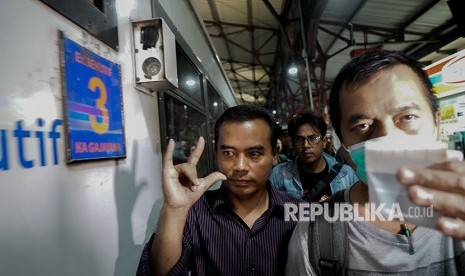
[151,137,226,275]
[397,161,465,240]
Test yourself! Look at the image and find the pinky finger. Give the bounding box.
[163,139,175,168]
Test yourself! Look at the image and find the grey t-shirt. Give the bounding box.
[286,189,465,275]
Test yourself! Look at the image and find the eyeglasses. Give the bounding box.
[293,135,322,146]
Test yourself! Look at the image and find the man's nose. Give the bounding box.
[302,138,312,147]
[371,120,402,139]
[371,123,388,139]
[233,154,249,171]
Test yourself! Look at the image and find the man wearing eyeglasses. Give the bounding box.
[269,111,358,202]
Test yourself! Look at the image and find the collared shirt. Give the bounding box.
[269,152,358,200]
[136,184,303,276]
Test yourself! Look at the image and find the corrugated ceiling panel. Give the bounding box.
[209,0,282,28]
[216,0,250,24]
[252,0,283,27]
[406,1,453,33]
[193,0,213,21]
[354,0,424,28]
[319,0,363,54]
[321,0,363,20]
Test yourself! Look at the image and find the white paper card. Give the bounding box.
[364,135,463,228]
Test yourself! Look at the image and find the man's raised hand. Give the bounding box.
[162,137,226,209]
[398,161,465,240]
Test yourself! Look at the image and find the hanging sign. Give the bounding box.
[60,33,126,163]
[424,49,465,98]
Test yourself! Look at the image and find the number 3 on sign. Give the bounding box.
[88,77,109,134]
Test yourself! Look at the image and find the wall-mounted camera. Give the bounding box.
[132,18,178,92]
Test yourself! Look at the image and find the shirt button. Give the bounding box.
[247,264,255,272]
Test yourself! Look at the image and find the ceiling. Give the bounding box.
[190,0,465,125]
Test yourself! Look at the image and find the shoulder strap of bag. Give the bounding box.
[323,162,343,186]
[304,163,344,202]
[308,190,348,276]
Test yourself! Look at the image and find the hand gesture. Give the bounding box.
[397,161,465,240]
[162,137,226,210]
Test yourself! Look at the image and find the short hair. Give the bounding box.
[214,105,277,151]
[288,111,327,138]
[329,50,438,140]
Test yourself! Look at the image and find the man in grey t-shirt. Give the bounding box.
[286,51,465,275]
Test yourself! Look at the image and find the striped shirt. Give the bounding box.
[136,184,303,276]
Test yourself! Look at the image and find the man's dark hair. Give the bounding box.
[274,127,286,139]
[329,50,438,141]
[214,105,277,151]
[288,111,327,138]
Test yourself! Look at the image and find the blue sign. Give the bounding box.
[61,34,126,162]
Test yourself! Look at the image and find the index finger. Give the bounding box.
[163,139,175,168]
[187,137,205,165]
[397,166,465,195]
[428,161,465,174]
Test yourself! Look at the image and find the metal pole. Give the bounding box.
[298,0,314,111]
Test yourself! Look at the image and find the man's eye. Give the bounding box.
[353,123,370,133]
[400,114,418,123]
[222,151,234,156]
[249,151,261,158]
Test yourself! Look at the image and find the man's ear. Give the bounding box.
[434,110,440,125]
[434,110,441,141]
[275,144,280,154]
[273,146,278,158]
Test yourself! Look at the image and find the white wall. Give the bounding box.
[0,0,161,275]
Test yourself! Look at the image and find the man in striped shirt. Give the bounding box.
[137,105,303,275]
